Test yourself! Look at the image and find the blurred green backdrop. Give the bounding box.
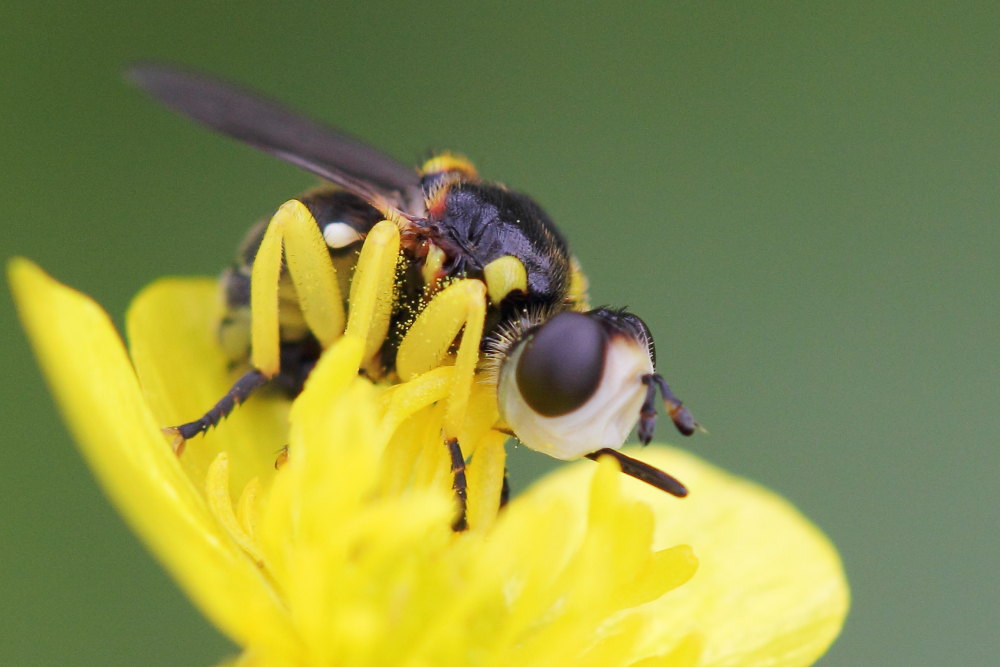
[2,2,996,665]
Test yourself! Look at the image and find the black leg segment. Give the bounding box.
[169,368,269,441]
[650,374,697,436]
[638,373,698,442]
[586,448,688,498]
[637,375,659,444]
[445,437,469,531]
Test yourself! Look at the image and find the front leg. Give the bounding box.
[167,201,401,453]
[445,437,469,531]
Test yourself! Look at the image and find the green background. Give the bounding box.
[2,2,996,665]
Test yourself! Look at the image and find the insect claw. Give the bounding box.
[162,426,186,456]
[667,403,698,436]
[648,373,697,438]
[637,416,655,445]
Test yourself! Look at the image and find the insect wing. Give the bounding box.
[127,63,420,198]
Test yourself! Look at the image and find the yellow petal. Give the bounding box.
[8,259,291,649]
[524,446,849,666]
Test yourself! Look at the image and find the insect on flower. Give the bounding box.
[128,64,699,528]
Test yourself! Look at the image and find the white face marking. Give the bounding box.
[322,221,363,249]
[497,336,653,460]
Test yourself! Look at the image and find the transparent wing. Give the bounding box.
[127,63,420,200]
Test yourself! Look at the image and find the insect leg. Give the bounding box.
[637,374,660,444]
[445,437,468,531]
[648,374,698,436]
[585,448,688,498]
[636,373,698,442]
[165,368,269,453]
[168,200,349,450]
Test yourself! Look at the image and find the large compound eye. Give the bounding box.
[496,311,655,461]
[515,311,605,416]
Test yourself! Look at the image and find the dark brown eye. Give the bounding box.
[515,311,607,416]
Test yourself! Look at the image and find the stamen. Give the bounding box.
[205,453,267,567]
[236,476,262,541]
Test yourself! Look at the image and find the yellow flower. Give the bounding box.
[10,258,848,666]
